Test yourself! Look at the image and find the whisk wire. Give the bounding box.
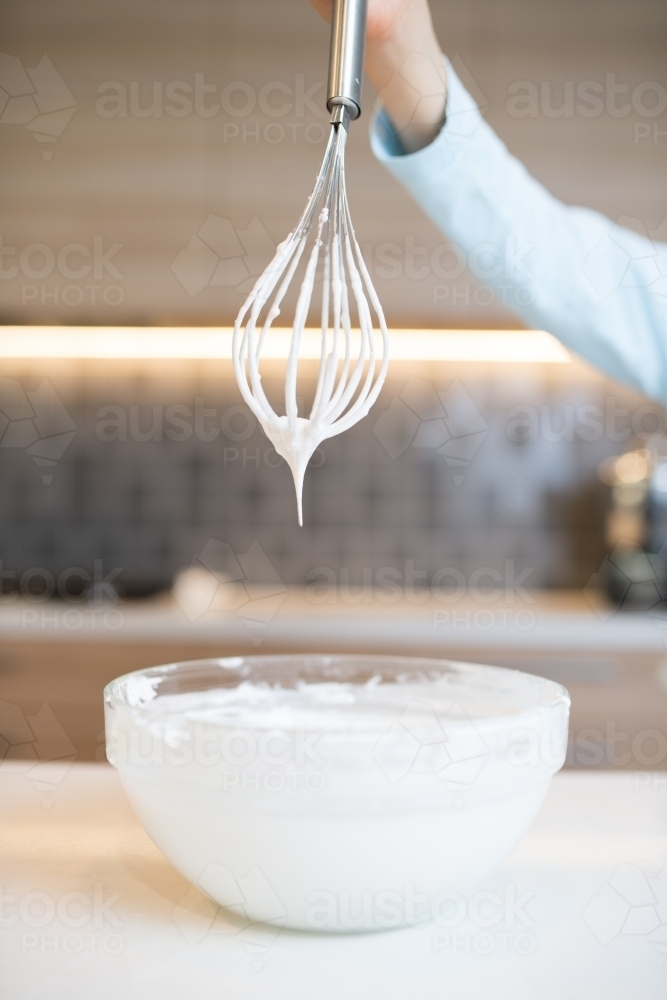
[232,118,389,523]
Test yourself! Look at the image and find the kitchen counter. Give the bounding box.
[1,588,666,652]
[1,764,666,999]
[2,590,667,765]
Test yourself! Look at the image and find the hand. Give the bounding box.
[309,0,407,47]
[309,0,447,152]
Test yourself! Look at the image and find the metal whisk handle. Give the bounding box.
[327,0,367,121]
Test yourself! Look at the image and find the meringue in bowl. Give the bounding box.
[104,654,570,932]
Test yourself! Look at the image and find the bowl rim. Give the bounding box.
[103,653,570,734]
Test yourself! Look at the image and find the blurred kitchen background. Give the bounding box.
[1,0,667,775]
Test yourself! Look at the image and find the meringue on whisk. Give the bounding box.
[232,0,389,524]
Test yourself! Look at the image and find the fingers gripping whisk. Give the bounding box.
[232,116,389,524]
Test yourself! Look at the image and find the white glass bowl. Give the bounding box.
[104,654,570,932]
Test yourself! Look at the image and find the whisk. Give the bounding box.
[232,0,389,525]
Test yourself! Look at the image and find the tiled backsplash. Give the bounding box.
[0,361,657,595]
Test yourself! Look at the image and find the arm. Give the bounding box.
[372,61,667,402]
[311,0,667,403]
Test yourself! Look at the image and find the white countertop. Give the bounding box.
[1,589,666,652]
[1,764,666,998]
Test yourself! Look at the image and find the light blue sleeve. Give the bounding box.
[370,60,667,403]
